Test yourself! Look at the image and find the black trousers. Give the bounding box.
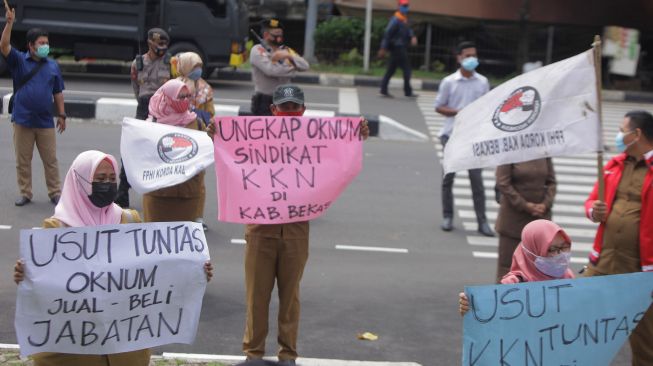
[116,95,152,206]
[251,93,274,116]
[380,47,412,96]
[440,135,487,222]
[135,95,152,120]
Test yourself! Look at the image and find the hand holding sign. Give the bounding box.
[13,259,24,284]
[462,273,653,366]
[458,292,469,316]
[15,221,210,357]
[213,116,364,224]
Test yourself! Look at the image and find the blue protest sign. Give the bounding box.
[462,272,653,366]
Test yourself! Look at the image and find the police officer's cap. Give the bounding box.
[261,18,283,31]
[148,28,170,42]
[273,85,304,105]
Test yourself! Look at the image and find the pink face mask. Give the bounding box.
[170,97,190,113]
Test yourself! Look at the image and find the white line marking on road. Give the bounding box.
[571,257,590,264]
[305,109,336,117]
[0,225,11,229]
[453,180,592,194]
[0,86,343,108]
[335,245,408,253]
[458,210,594,225]
[466,236,594,252]
[458,170,598,184]
[162,353,246,362]
[472,251,498,258]
[473,251,588,263]
[338,88,360,114]
[451,188,588,204]
[231,239,246,245]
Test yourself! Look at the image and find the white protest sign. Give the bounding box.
[121,117,215,194]
[15,222,210,357]
[443,49,600,174]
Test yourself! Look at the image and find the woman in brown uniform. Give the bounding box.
[142,79,206,222]
[13,150,213,365]
[175,52,215,230]
[13,150,151,366]
[494,158,556,283]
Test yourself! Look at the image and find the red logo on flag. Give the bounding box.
[492,86,541,132]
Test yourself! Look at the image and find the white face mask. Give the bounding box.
[521,244,571,278]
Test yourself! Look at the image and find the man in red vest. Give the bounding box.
[584,110,653,364]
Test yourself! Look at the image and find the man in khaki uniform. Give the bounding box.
[242,85,369,366]
[584,110,653,365]
[116,28,171,208]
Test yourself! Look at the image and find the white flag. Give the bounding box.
[120,117,214,194]
[443,49,600,174]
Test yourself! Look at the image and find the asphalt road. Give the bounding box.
[0,76,637,365]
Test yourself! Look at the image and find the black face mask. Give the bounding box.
[89,182,118,208]
[155,46,168,57]
[268,36,283,47]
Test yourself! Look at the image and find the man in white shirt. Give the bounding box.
[435,41,493,236]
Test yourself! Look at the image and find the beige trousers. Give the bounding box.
[13,123,61,199]
[242,233,309,361]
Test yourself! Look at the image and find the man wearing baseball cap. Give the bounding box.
[378,0,418,98]
[241,85,369,365]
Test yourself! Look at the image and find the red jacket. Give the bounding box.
[585,152,653,271]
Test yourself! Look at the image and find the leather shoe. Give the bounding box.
[440,217,453,231]
[50,195,60,205]
[15,196,31,206]
[278,360,296,366]
[478,221,495,237]
[379,92,394,98]
[405,93,419,98]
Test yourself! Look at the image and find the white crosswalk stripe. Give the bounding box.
[418,93,653,263]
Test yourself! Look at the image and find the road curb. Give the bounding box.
[0,93,436,141]
[54,61,653,101]
[161,352,422,366]
[0,344,422,366]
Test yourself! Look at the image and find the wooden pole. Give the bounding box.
[593,35,605,201]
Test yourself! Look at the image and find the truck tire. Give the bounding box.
[167,42,210,77]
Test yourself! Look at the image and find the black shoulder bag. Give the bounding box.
[8,59,47,114]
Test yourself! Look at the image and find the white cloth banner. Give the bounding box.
[121,117,214,194]
[15,222,210,357]
[443,49,601,174]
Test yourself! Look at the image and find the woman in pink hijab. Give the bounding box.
[143,79,207,223]
[13,150,213,366]
[12,150,150,365]
[458,219,574,315]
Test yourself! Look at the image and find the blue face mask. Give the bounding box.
[35,44,49,58]
[522,244,571,278]
[399,5,409,14]
[615,131,636,153]
[188,68,202,81]
[461,57,479,71]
